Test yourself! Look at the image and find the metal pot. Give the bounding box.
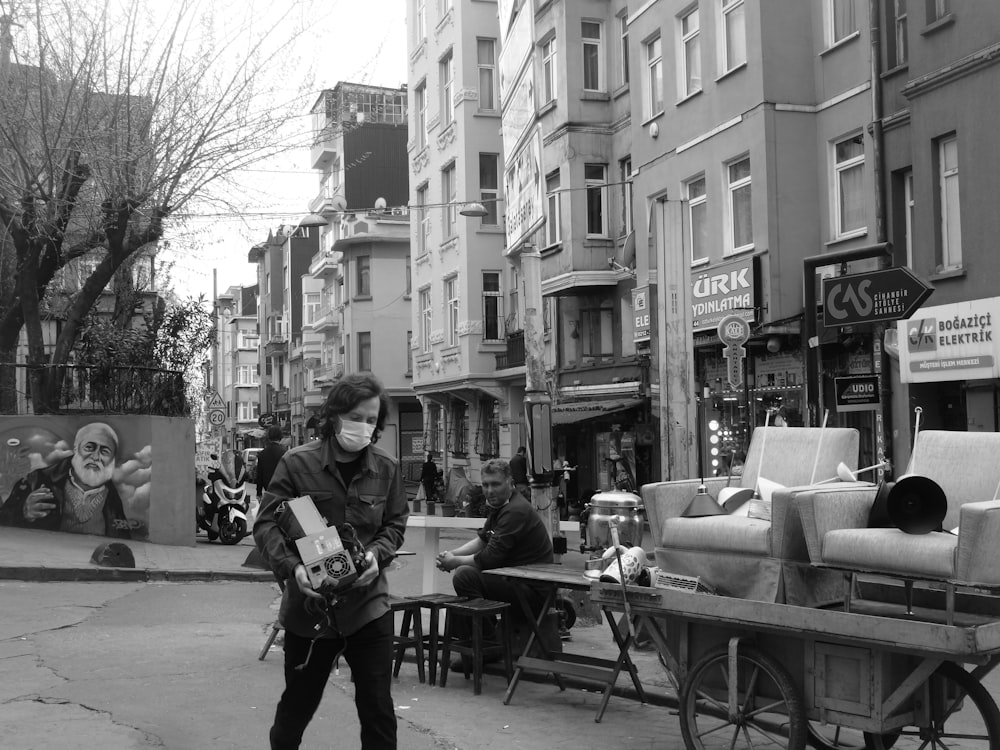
[582,490,644,552]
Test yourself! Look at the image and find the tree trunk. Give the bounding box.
[0,349,17,414]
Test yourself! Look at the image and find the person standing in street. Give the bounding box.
[509,445,530,497]
[255,426,287,500]
[254,373,408,750]
[420,451,438,502]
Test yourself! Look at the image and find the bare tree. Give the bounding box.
[0,0,315,412]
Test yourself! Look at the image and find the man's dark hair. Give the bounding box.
[516,445,526,455]
[319,372,390,442]
[266,426,283,442]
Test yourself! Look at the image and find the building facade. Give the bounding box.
[214,285,261,451]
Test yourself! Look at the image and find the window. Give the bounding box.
[903,170,914,268]
[686,176,708,264]
[541,36,557,103]
[545,170,562,246]
[644,36,663,119]
[405,255,412,296]
[826,0,856,46]
[237,365,256,385]
[477,38,497,111]
[354,331,370,372]
[479,153,499,225]
[415,82,428,149]
[721,0,747,70]
[585,163,608,236]
[238,331,259,350]
[938,135,962,270]
[237,401,260,421]
[405,331,413,376]
[440,51,454,126]
[618,13,629,86]
[356,255,371,296]
[447,401,468,454]
[620,157,633,235]
[927,0,949,23]
[445,276,459,346]
[890,0,908,67]
[475,400,500,458]
[582,21,604,92]
[420,288,432,352]
[680,8,701,97]
[442,163,457,237]
[833,134,866,238]
[508,266,520,332]
[304,293,320,325]
[439,0,452,17]
[581,301,614,357]
[416,0,426,41]
[482,272,503,342]
[726,157,753,253]
[416,184,429,255]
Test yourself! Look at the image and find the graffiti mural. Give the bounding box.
[0,419,153,540]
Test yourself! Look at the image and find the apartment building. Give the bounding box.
[214,285,261,450]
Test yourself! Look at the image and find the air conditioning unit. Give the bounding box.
[391,207,406,216]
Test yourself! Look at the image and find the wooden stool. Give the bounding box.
[410,593,464,685]
[390,595,426,682]
[438,598,513,695]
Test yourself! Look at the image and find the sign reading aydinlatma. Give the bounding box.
[691,256,756,332]
[897,296,1000,383]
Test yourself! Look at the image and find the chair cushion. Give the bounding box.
[822,528,957,579]
[663,516,772,555]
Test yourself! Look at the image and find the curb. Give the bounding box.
[0,566,276,583]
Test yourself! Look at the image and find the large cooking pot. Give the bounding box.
[582,490,644,552]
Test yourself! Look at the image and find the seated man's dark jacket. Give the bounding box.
[253,438,408,638]
[473,491,553,570]
[0,457,131,538]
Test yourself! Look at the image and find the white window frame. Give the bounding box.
[892,0,908,67]
[832,133,867,239]
[825,0,857,47]
[416,184,429,255]
[545,170,562,247]
[439,0,452,17]
[415,81,428,150]
[725,156,754,255]
[358,331,372,372]
[643,35,663,120]
[678,8,702,98]
[479,153,499,226]
[442,162,457,237]
[420,288,432,352]
[477,38,498,112]
[686,175,708,265]
[620,157,633,236]
[237,401,260,422]
[720,0,747,72]
[903,170,914,269]
[237,365,256,385]
[939,135,962,270]
[356,255,371,297]
[618,12,629,87]
[585,163,609,237]
[582,20,605,92]
[440,50,454,126]
[416,0,426,42]
[482,271,504,342]
[445,276,459,346]
[541,36,557,103]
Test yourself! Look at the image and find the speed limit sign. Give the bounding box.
[208,409,226,426]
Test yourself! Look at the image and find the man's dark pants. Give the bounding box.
[452,565,549,650]
[270,611,396,750]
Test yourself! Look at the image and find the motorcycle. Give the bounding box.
[196,459,250,545]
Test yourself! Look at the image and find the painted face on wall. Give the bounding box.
[71,434,116,489]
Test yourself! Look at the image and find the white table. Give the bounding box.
[405,514,579,593]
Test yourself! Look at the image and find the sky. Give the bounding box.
[161,0,409,302]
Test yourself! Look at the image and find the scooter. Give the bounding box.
[197,463,250,545]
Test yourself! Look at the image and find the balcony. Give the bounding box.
[312,306,340,333]
[274,387,290,408]
[309,251,342,278]
[264,335,288,358]
[310,139,338,171]
[495,330,525,369]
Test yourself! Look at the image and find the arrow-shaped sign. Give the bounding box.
[822,266,933,328]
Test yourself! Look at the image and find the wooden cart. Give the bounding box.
[592,580,1000,749]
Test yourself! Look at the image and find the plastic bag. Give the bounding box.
[415,483,426,502]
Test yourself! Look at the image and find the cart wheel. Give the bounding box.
[863,661,1000,750]
[554,595,576,631]
[680,644,807,750]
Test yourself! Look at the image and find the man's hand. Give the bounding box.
[351,550,379,589]
[23,487,56,521]
[436,550,457,572]
[293,563,324,600]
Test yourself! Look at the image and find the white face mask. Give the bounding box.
[336,419,375,452]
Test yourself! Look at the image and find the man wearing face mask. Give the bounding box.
[436,458,553,665]
[254,373,408,750]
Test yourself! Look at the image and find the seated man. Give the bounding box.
[436,458,554,666]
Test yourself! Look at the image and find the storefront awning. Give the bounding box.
[552,398,645,425]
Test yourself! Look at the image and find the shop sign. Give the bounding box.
[503,128,544,252]
[691,256,756,332]
[835,375,880,413]
[632,286,651,343]
[897,297,1000,383]
[498,2,531,102]
[717,315,750,389]
[822,266,933,327]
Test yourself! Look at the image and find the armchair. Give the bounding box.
[641,426,860,603]
[798,430,1000,592]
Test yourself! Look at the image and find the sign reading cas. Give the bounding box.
[258,412,275,428]
[822,267,932,328]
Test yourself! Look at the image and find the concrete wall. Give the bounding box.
[0,416,195,546]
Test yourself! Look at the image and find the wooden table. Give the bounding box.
[405,515,579,594]
[484,562,647,722]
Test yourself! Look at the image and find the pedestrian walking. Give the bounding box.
[510,445,530,497]
[255,426,287,500]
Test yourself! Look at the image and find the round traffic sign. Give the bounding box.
[208,409,226,426]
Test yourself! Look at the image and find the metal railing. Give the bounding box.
[0,363,189,416]
[495,330,525,369]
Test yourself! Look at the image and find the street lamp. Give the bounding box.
[298,212,328,228]
[459,202,488,218]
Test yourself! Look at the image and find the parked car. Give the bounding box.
[241,448,262,483]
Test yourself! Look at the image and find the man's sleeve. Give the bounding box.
[365,459,409,567]
[473,507,521,570]
[252,456,301,582]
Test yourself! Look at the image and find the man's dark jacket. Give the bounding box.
[255,441,287,494]
[0,457,131,538]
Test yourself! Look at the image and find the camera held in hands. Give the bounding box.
[275,496,368,597]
